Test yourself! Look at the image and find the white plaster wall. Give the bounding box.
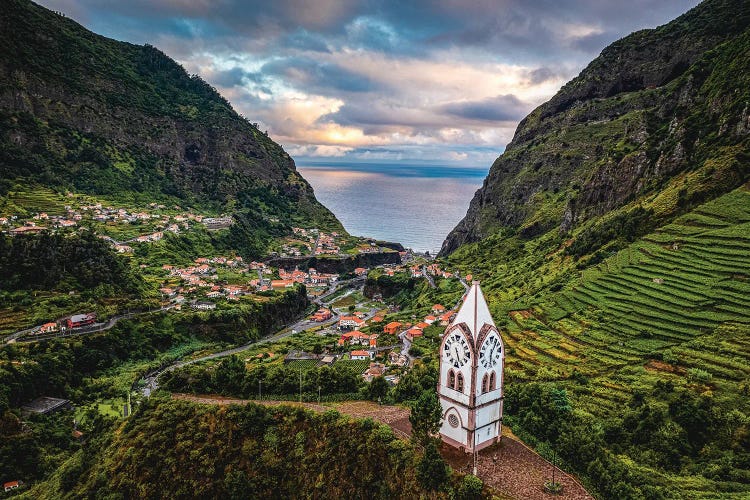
[476,388,502,406]
[439,399,469,446]
[475,422,498,445]
[475,402,501,428]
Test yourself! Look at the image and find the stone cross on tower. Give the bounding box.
[438,281,505,452]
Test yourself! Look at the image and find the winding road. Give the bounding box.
[4,306,173,344]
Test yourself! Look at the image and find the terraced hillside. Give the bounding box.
[486,186,750,497]
[503,186,750,387]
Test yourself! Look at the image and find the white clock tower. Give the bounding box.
[438,282,504,452]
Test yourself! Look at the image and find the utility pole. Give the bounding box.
[552,450,557,487]
[473,433,478,476]
[299,368,303,403]
[318,385,321,405]
[258,379,262,400]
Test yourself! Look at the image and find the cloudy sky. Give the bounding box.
[41,0,700,166]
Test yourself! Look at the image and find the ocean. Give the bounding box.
[298,163,488,254]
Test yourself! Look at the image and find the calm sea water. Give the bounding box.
[298,163,488,254]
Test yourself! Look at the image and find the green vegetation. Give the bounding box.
[28,398,427,498]
[0,231,142,293]
[0,0,343,259]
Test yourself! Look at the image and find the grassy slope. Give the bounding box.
[447,183,750,497]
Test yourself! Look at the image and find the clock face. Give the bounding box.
[480,334,502,369]
[443,332,471,368]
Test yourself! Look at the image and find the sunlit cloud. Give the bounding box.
[39,0,701,165]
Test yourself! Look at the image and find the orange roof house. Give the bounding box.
[406,327,423,340]
[439,311,454,325]
[383,321,402,335]
[431,304,446,314]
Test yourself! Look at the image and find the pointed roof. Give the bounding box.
[451,281,495,340]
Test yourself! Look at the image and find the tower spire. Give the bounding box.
[451,281,495,340]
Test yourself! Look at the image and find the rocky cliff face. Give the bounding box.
[0,0,341,240]
[440,0,750,256]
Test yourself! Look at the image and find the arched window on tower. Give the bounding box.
[489,371,497,391]
[457,373,464,393]
[448,370,455,389]
[481,373,489,393]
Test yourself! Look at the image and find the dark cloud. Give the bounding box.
[282,29,331,53]
[38,0,702,164]
[441,95,529,122]
[261,57,378,93]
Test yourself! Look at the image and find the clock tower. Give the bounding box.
[438,282,504,452]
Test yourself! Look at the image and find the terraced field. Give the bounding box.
[284,359,321,370]
[335,359,371,372]
[503,187,750,411]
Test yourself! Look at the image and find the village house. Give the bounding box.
[38,322,58,334]
[310,308,333,322]
[191,301,216,311]
[406,326,423,341]
[350,350,373,361]
[338,330,367,346]
[4,481,20,492]
[338,315,366,330]
[11,225,46,235]
[354,267,367,276]
[363,362,386,382]
[271,279,295,289]
[439,311,454,326]
[431,304,446,314]
[66,313,96,329]
[424,315,436,324]
[383,321,403,335]
[388,351,408,366]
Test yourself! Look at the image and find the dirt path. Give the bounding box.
[172,394,592,500]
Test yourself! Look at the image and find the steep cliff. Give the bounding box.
[441,0,750,256]
[0,0,342,255]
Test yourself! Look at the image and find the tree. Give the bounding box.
[368,376,389,401]
[456,474,484,500]
[410,390,442,446]
[417,440,450,490]
[214,355,246,396]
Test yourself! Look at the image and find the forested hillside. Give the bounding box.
[29,399,428,499]
[0,0,343,257]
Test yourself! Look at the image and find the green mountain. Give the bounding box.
[441,0,749,255]
[439,0,750,497]
[0,0,342,256]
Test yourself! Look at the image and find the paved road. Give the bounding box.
[422,265,436,288]
[140,279,370,397]
[5,306,173,344]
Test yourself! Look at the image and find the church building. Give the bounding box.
[438,282,504,452]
